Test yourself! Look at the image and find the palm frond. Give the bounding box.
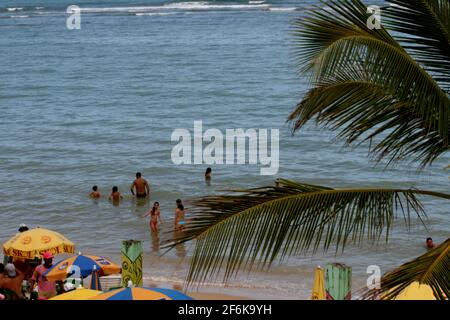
[386,0,450,89]
[162,179,450,287]
[363,238,450,300]
[288,80,447,166]
[290,0,450,167]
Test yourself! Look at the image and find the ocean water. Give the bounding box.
[0,0,448,299]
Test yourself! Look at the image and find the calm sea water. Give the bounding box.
[0,0,448,299]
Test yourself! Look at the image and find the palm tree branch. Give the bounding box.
[288,80,448,166]
[162,179,450,287]
[363,238,450,300]
[291,0,450,167]
[385,0,450,87]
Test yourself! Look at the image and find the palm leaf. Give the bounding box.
[162,179,450,287]
[385,0,450,89]
[290,0,450,167]
[363,238,450,300]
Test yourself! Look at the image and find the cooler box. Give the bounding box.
[99,274,122,291]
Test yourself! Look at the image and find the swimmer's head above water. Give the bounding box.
[426,237,436,249]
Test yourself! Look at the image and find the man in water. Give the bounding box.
[426,237,437,249]
[130,172,150,199]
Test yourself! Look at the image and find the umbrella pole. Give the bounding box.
[121,240,143,287]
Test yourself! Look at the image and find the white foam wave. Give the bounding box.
[164,2,270,10]
[135,12,178,16]
[7,7,24,12]
[81,2,270,14]
[81,6,154,13]
[249,1,265,4]
[35,7,45,10]
[269,7,298,12]
[10,15,29,19]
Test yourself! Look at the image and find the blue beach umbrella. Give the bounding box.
[90,265,102,291]
[44,254,121,281]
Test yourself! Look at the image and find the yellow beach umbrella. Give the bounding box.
[311,266,326,300]
[50,288,103,300]
[387,282,437,300]
[2,227,75,259]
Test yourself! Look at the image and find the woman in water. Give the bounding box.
[174,203,185,231]
[143,202,163,233]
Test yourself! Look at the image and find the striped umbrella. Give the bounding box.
[44,254,121,281]
[89,287,194,300]
[50,288,103,300]
[90,265,102,291]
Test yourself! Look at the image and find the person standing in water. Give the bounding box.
[205,167,212,185]
[143,202,163,233]
[90,185,101,199]
[130,172,150,199]
[109,186,123,203]
[175,203,185,231]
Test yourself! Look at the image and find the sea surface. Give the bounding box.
[0,0,448,299]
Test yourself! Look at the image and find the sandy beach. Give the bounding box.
[188,292,251,300]
[1,0,448,303]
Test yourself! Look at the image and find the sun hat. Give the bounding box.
[5,263,16,277]
[42,251,53,259]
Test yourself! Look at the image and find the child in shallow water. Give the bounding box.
[143,202,163,233]
[90,185,101,199]
[108,186,123,203]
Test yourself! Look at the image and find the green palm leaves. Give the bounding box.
[364,238,450,300]
[165,179,450,287]
[289,0,450,167]
[164,0,450,298]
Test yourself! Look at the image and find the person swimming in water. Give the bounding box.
[109,186,123,203]
[426,237,437,249]
[90,185,101,199]
[143,202,163,233]
[130,172,150,199]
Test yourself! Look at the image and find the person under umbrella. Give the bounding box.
[29,251,62,300]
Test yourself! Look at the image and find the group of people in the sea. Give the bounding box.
[88,169,212,233]
[89,171,151,201]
